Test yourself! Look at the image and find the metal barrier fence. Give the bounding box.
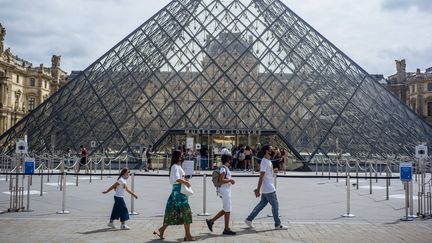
[1,152,431,220]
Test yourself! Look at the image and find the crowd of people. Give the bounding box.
[102,144,287,240]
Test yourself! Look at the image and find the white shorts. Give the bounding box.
[219,189,232,212]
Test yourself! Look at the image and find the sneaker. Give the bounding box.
[222,229,236,235]
[107,222,116,229]
[244,219,254,228]
[206,219,214,232]
[275,224,288,230]
[120,224,130,230]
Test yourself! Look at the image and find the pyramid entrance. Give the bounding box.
[1,0,431,162]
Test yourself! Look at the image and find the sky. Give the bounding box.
[0,0,431,77]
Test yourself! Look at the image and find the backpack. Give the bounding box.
[238,152,245,161]
[211,166,227,187]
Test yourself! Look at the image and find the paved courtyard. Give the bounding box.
[0,171,431,242]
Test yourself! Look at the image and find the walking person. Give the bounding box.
[77,145,88,173]
[147,145,154,171]
[140,147,148,172]
[102,168,138,230]
[280,148,287,174]
[205,154,236,235]
[154,150,196,241]
[244,146,253,172]
[244,145,288,230]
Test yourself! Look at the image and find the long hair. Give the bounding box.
[118,168,129,180]
[169,150,182,175]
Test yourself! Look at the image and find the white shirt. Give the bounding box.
[219,165,232,193]
[169,164,185,185]
[260,158,276,194]
[115,177,127,197]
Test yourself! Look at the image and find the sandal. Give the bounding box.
[184,236,197,241]
[153,230,165,240]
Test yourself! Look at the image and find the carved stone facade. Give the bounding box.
[387,59,432,124]
[0,23,68,134]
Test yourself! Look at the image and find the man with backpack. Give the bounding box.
[244,144,288,230]
[206,154,236,235]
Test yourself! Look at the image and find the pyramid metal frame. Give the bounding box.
[1,0,431,161]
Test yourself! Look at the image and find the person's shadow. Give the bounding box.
[78,227,119,234]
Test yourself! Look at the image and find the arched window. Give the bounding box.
[30,78,36,87]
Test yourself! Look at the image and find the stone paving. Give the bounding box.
[0,171,431,242]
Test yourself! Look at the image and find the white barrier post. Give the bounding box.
[129,173,138,215]
[197,174,210,216]
[342,175,355,217]
[57,172,70,214]
[400,182,413,221]
[409,180,417,218]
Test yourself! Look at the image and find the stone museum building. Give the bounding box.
[386,59,432,124]
[0,23,68,135]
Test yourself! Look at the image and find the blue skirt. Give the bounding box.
[110,196,130,222]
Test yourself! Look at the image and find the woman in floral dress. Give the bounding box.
[154,150,196,241]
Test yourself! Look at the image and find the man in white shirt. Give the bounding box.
[244,144,288,230]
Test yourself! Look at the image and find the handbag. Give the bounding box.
[180,184,194,196]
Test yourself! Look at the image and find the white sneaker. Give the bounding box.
[107,222,116,229]
[244,219,255,228]
[275,224,288,230]
[120,224,130,230]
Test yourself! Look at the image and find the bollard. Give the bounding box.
[23,175,33,212]
[342,175,355,217]
[101,159,104,180]
[129,173,138,215]
[57,172,70,214]
[40,173,44,196]
[197,174,210,216]
[400,181,413,221]
[89,160,92,184]
[76,172,79,187]
[409,180,417,218]
[386,169,389,200]
[336,161,339,183]
[369,164,373,194]
[356,162,359,190]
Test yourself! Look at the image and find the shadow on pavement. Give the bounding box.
[78,227,118,234]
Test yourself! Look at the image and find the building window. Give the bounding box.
[17,75,20,84]
[428,83,432,92]
[30,78,36,87]
[28,97,36,111]
[428,102,432,117]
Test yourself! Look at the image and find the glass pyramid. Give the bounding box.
[1,0,431,161]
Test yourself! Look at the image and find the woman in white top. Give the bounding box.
[154,150,196,241]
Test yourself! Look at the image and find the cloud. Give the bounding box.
[382,0,432,12]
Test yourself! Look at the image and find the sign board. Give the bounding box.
[186,137,194,149]
[15,139,28,154]
[24,157,35,175]
[195,143,201,150]
[415,145,428,159]
[90,140,97,148]
[399,162,412,182]
[182,160,194,177]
